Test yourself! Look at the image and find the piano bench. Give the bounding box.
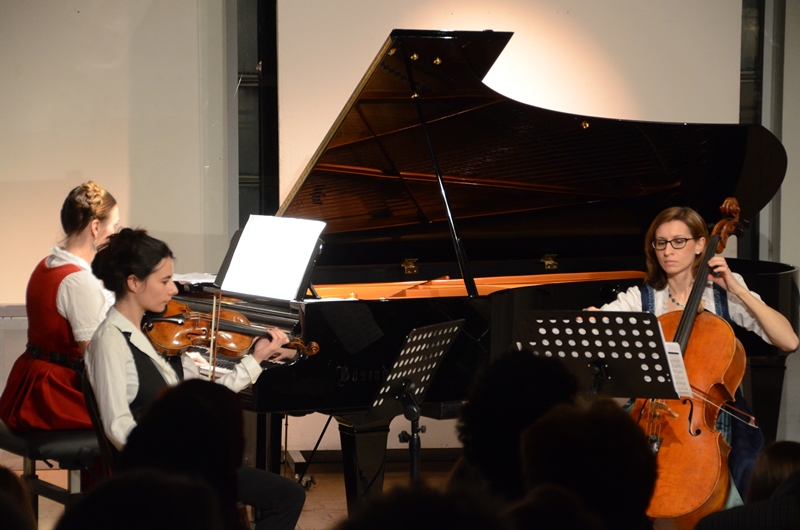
[0,421,100,521]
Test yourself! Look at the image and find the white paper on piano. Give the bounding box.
[665,341,693,399]
[173,272,217,285]
[220,215,326,301]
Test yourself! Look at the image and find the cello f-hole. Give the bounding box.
[682,399,702,436]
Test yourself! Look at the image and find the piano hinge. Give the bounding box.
[401,258,418,275]
[541,254,558,270]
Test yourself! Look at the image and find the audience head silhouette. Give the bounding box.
[746,440,800,504]
[695,441,800,530]
[54,468,226,530]
[0,465,36,530]
[695,470,800,530]
[115,379,245,530]
[331,485,511,530]
[503,484,605,530]
[520,398,657,530]
[453,349,578,501]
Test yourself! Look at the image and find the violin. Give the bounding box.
[142,299,320,362]
[630,197,747,529]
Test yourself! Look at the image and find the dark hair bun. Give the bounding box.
[92,228,173,300]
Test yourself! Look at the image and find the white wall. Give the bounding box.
[778,1,800,442]
[0,0,232,304]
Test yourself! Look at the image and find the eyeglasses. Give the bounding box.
[651,237,695,250]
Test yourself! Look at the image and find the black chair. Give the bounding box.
[81,371,119,478]
[0,420,99,521]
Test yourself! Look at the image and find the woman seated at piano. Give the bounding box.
[0,181,119,431]
[85,227,305,530]
[589,206,798,507]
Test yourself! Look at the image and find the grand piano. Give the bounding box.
[177,29,797,512]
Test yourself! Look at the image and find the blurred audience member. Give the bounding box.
[116,379,245,530]
[746,440,800,504]
[503,484,605,530]
[449,350,578,503]
[0,465,35,530]
[54,468,226,530]
[332,484,510,530]
[520,398,657,530]
[695,440,800,530]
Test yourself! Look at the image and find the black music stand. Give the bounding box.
[362,319,465,483]
[515,311,690,399]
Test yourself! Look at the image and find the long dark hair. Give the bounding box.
[92,228,174,300]
[644,206,709,290]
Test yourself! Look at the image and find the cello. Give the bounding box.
[629,198,747,530]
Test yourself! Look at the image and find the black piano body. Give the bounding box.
[185,29,798,513]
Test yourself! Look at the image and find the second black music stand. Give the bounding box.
[362,319,465,483]
[515,311,691,399]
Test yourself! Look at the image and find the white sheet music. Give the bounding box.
[220,215,326,301]
[665,342,693,398]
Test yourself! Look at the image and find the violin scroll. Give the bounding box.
[286,337,320,357]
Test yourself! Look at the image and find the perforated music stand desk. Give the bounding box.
[361,319,465,427]
[515,311,686,399]
[337,319,464,497]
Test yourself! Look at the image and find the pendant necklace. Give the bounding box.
[667,290,686,309]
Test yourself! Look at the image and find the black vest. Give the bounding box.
[120,331,183,423]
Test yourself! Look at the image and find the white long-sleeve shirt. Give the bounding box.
[85,307,263,449]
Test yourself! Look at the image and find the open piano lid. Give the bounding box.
[277,29,787,276]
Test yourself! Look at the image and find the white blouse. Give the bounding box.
[598,273,771,344]
[86,307,263,450]
[47,246,114,342]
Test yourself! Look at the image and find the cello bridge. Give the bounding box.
[651,401,679,418]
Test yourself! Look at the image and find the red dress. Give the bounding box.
[0,259,93,430]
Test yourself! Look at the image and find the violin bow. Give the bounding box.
[208,292,221,381]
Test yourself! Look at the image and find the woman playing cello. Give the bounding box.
[593,206,798,511]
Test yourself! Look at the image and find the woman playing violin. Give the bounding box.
[592,206,798,505]
[86,228,304,530]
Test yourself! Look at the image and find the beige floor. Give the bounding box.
[1,450,452,530]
